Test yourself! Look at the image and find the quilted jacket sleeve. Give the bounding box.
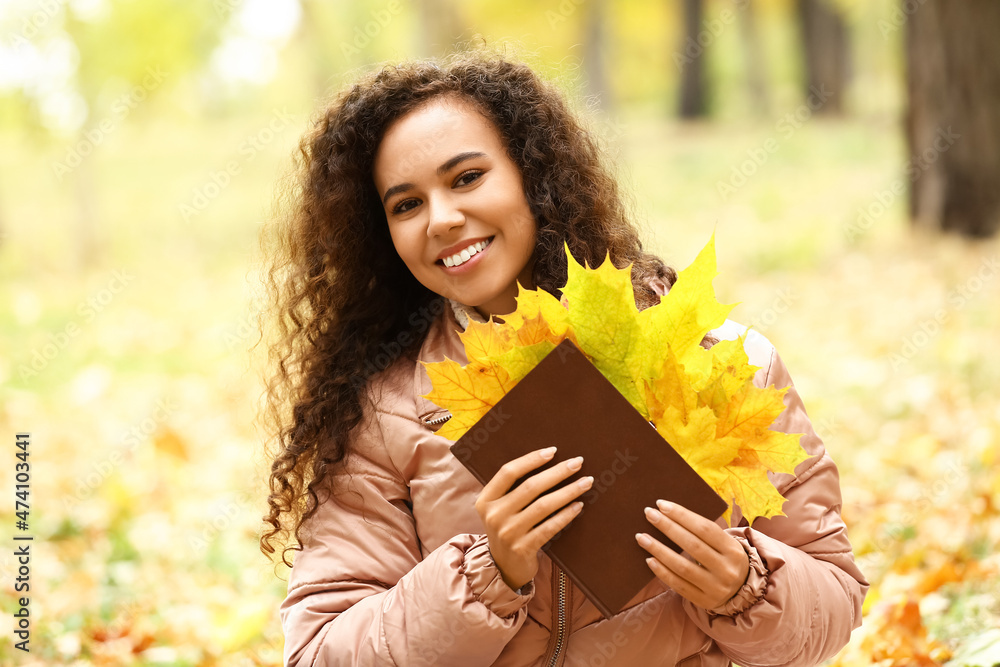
[682,337,869,667]
[279,402,533,667]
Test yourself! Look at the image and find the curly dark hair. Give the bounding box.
[259,50,678,567]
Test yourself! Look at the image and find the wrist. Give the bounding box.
[708,534,769,617]
[500,570,531,593]
[489,545,532,592]
[464,535,533,618]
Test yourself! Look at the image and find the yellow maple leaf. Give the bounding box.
[422,237,808,524]
[697,336,759,413]
[510,313,563,349]
[643,349,697,424]
[639,235,736,387]
[724,463,789,522]
[460,318,513,361]
[422,357,511,441]
[494,283,569,338]
[650,404,743,521]
[716,384,810,476]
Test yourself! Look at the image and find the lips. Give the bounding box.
[438,237,493,268]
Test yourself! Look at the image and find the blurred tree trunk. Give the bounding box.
[415,0,465,58]
[678,0,707,118]
[906,1,1000,237]
[738,1,769,116]
[584,0,612,113]
[796,0,849,114]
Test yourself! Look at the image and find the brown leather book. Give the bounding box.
[451,338,728,618]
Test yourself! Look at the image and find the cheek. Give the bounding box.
[386,229,405,258]
[492,179,536,244]
[510,212,537,251]
[388,221,415,249]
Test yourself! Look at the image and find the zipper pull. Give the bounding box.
[423,412,452,427]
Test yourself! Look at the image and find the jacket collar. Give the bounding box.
[447,299,486,331]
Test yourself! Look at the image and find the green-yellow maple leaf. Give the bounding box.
[493,340,558,386]
[562,253,651,415]
[422,236,809,524]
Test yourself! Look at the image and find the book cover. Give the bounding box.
[450,338,729,618]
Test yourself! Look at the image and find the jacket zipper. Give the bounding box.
[426,408,570,661]
[547,569,568,667]
[423,413,452,426]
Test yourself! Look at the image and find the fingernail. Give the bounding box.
[644,507,659,522]
[572,501,584,513]
[635,533,652,547]
[577,476,594,490]
[657,499,673,513]
[566,456,583,471]
[540,447,557,459]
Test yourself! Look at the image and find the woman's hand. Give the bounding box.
[475,447,593,592]
[636,499,750,610]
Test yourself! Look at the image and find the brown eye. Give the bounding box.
[392,198,419,215]
[454,170,483,187]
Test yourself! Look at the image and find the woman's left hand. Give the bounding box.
[635,499,750,611]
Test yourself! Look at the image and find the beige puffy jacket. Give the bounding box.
[280,301,868,666]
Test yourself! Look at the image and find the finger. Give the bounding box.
[643,506,721,569]
[480,447,558,501]
[517,474,594,531]
[640,530,749,610]
[655,500,733,554]
[644,556,712,608]
[635,532,706,588]
[503,455,585,510]
[524,500,584,551]
[497,460,590,535]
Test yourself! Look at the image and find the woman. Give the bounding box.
[260,51,867,666]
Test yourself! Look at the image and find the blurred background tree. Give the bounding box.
[796,0,850,115]
[4,0,997,253]
[678,0,707,117]
[905,0,1000,238]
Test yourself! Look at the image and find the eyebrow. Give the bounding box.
[381,151,487,205]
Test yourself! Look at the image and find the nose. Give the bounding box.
[426,191,465,237]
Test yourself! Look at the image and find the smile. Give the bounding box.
[441,238,493,268]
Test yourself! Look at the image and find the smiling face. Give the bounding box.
[373,96,537,319]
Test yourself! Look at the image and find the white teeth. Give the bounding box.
[442,238,491,268]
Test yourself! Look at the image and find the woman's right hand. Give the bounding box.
[474,447,594,592]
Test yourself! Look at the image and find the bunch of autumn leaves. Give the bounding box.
[423,238,809,524]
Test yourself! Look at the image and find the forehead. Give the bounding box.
[373,97,504,187]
